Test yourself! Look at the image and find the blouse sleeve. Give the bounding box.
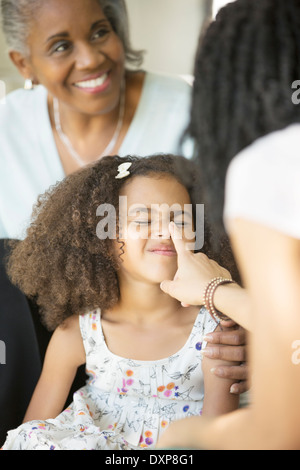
[223,124,300,239]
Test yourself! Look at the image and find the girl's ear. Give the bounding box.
[9,50,38,83]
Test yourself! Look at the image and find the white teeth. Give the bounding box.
[75,73,107,89]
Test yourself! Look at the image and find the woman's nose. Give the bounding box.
[75,43,104,70]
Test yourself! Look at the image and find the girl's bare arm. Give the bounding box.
[23,315,86,422]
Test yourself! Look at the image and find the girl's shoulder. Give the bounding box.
[60,313,82,330]
[49,314,86,367]
[58,314,84,344]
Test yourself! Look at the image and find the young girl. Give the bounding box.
[2,154,239,450]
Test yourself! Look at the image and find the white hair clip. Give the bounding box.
[115,162,132,179]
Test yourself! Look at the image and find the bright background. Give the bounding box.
[213,0,235,16]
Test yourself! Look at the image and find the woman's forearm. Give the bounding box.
[213,283,252,331]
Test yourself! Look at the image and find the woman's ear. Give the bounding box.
[9,50,37,83]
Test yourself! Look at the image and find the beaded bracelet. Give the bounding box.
[203,277,235,323]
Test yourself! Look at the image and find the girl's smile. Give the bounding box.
[117,174,194,284]
[146,243,177,257]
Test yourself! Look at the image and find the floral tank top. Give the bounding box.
[2,307,217,450]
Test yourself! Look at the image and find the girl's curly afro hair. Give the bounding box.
[6,154,238,331]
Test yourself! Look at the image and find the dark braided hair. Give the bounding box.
[186,0,300,248]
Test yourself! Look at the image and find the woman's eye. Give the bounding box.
[92,28,110,41]
[52,41,71,54]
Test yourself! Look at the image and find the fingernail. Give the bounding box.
[210,368,216,374]
[203,335,214,342]
[200,348,213,358]
[214,367,226,377]
[230,384,238,394]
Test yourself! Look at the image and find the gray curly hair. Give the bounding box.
[0,0,144,66]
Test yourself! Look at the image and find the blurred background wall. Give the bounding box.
[126,0,210,78]
[0,0,232,94]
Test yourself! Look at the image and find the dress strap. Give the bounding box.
[79,309,102,357]
[189,306,218,351]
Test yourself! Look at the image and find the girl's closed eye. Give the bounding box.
[133,220,150,225]
[173,213,193,228]
[174,220,187,227]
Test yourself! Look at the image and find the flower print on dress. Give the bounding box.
[157,402,178,421]
[163,363,200,384]
[2,307,217,450]
[174,386,195,401]
[136,379,152,396]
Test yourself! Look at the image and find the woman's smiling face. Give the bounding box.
[18,0,125,115]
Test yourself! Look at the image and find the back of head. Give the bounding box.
[187,0,300,238]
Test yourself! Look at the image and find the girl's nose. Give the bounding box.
[75,43,104,70]
[152,217,171,239]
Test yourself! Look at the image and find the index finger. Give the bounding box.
[169,222,190,256]
[203,345,246,362]
[204,328,246,346]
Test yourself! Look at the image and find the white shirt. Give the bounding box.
[0,72,193,239]
[224,124,300,239]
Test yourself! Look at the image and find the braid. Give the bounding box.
[187,0,300,249]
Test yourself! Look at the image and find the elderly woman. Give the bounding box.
[0,0,194,240]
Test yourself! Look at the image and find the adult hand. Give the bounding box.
[204,322,249,394]
[160,222,231,307]
[161,222,249,394]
